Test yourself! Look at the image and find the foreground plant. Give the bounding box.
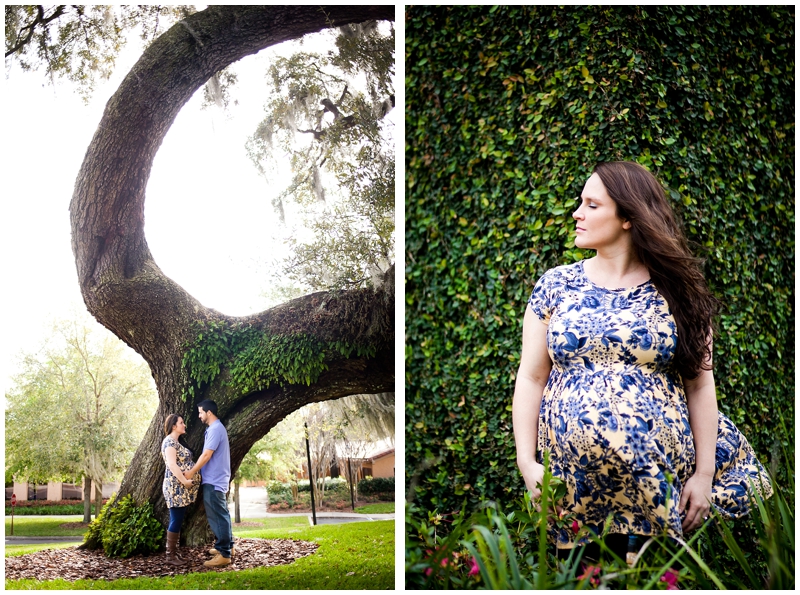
[406,464,794,589]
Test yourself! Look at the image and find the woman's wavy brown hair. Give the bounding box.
[164,414,181,436]
[593,161,720,379]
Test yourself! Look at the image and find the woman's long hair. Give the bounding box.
[593,161,719,379]
[164,414,181,436]
[163,413,194,455]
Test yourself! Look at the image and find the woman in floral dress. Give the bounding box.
[162,414,201,565]
[512,161,772,561]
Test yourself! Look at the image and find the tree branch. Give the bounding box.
[5,5,67,58]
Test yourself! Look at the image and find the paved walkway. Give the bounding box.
[233,486,395,522]
[6,486,394,546]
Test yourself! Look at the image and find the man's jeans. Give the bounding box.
[202,484,233,557]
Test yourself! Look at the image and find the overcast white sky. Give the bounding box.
[1,22,396,394]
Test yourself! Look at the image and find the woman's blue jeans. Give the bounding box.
[202,484,233,557]
[168,506,186,533]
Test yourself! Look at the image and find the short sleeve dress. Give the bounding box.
[161,436,201,509]
[528,261,772,548]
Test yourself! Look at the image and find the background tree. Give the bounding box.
[8,5,395,546]
[5,315,157,522]
[406,5,793,519]
[300,393,394,506]
[333,393,394,507]
[336,435,369,509]
[246,21,395,291]
[4,5,192,100]
[231,424,304,522]
[256,413,307,483]
[301,404,337,506]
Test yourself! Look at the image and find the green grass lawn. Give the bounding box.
[354,502,395,514]
[5,518,394,590]
[5,515,88,537]
[4,515,312,540]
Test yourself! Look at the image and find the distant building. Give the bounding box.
[366,446,395,478]
[298,437,395,481]
[6,480,118,502]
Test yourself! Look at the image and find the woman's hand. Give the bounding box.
[179,473,194,488]
[519,460,546,500]
[679,472,713,532]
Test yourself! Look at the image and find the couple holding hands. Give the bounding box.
[161,400,234,567]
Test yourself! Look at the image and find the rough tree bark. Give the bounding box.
[69,5,395,546]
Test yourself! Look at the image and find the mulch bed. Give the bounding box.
[5,537,319,582]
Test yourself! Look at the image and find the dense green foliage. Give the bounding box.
[5,500,108,516]
[182,320,377,401]
[358,476,395,496]
[267,477,394,508]
[406,4,793,517]
[84,494,164,558]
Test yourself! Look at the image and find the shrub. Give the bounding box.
[358,476,395,496]
[267,482,294,507]
[267,477,389,508]
[267,480,292,497]
[405,463,794,589]
[295,477,347,492]
[6,499,110,516]
[84,493,164,558]
[83,493,115,550]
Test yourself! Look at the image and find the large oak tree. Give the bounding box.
[67,5,394,545]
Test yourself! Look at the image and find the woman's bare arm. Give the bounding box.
[512,307,553,498]
[680,344,718,531]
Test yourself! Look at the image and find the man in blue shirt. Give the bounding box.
[186,399,233,567]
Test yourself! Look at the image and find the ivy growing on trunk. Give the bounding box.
[182,320,378,400]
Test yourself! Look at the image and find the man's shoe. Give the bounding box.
[203,553,231,567]
[208,546,235,557]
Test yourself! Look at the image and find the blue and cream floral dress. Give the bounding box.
[528,261,772,548]
[161,436,201,509]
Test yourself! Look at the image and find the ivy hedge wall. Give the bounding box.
[405,5,794,516]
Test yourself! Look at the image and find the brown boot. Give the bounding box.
[203,553,231,567]
[175,532,186,561]
[165,530,185,566]
[208,546,235,557]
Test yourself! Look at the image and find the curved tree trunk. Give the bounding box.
[69,5,395,547]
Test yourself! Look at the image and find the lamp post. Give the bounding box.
[348,458,356,511]
[304,422,317,526]
[10,493,16,535]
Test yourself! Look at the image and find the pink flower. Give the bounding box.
[441,558,449,567]
[579,564,601,586]
[424,567,432,576]
[660,569,679,590]
[572,520,580,534]
[468,557,480,576]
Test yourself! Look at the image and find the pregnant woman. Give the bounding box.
[513,161,772,560]
[161,414,201,565]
